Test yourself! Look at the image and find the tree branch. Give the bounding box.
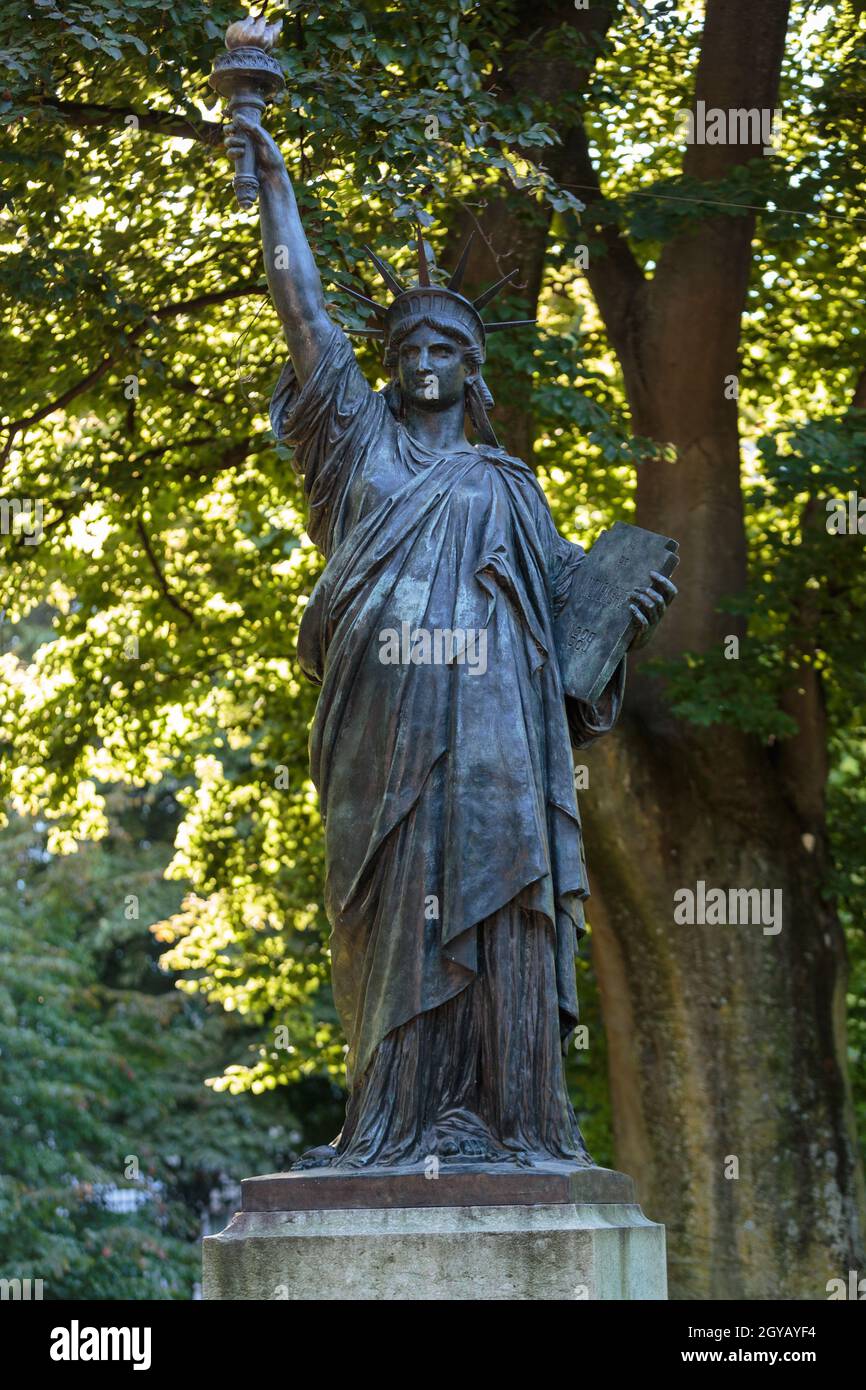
[135,518,196,625]
[654,0,791,296]
[1,283,266,465]
[557,122,647,369]
[775,367,866,828]
[31,99,223,146]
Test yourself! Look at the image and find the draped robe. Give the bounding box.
[271,328,624,1166]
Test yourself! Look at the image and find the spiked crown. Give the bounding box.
[341,227,535,355]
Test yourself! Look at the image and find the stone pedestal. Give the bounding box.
[203,1165,667,1301]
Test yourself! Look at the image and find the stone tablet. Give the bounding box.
[555,521,680,704]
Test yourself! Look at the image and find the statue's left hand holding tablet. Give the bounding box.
[628,570,678,651]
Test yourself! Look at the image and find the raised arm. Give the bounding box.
[225,116,335,386]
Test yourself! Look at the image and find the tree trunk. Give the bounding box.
[583,713,864,1297]
[479,0,865,1296]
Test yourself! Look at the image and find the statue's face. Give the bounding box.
[395,323,473,411]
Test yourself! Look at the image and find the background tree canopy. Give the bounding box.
[1,0,864,1299]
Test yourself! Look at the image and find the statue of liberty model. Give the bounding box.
[217,16,676,1173]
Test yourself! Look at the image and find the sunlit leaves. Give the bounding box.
[2,1,866,1121]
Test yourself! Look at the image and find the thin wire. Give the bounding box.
[562,181,866,226]
[232,297,272,401]
[742,272,865,305]
[571,262,866,307]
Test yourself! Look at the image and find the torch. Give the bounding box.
[210,14,286,210]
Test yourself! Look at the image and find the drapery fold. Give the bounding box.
[272,328,624,1090]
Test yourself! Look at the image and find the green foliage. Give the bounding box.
[0,0,629,1097]
[566,950,613,1170]
[0,801,325,1298]
[1,0,866,1212]
[652,411,866,917]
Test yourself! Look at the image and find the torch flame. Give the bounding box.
[225,14,283,51]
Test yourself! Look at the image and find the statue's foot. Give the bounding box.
[426,1107,501,1164]
[437,1133,492,1160]
[291,1143,339,1171]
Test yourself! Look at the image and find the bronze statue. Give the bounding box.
[223,89,676,1173]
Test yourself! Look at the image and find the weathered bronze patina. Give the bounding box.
[218,29,676,1174]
